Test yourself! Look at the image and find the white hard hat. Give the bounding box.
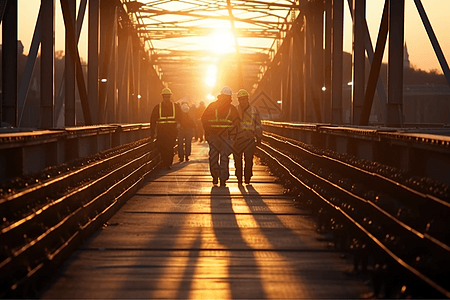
[181,103,189,112]
[220,86,232,96]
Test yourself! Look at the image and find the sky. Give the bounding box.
[1,0,450,74]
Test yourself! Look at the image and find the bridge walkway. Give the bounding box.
[40,141,372,299]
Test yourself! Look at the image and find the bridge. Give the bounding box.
[1,0,450,298]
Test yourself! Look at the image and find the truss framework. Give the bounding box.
[121,0,299,97]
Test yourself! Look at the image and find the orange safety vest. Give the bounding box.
[157,102,176,124]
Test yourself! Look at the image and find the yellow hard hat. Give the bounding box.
[161,87,172,95]
[237,89,249,98]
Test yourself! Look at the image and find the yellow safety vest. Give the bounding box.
[157,102,176,124]
[209,108,233,128]
[241,111,254,131]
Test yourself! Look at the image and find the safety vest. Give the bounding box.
[240,106,258,131]
[157,102,176,124]
[209,108,233,128]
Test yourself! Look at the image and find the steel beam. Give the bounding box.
[351,0,365,125]
[360,0,389,125]
[64,0,76,126]
[1,0,17,127]
[0,0,7,23]
[347,0,387,122]
[324,0,332,123]
[61,0,92,125]
[18,7,41,127]
[386,0,404,127]
[413,0,450,87]
[40,0,55,129]
[331,0,343,124]
[118,30,129,123]
[89,0,99,124]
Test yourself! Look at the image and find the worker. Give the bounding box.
[233,89,262,185]
[195,101,206,142]
[178,102,196,162]
[202,86,239,187]
[150,87,181,170]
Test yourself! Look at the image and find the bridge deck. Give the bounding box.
[40,142,372,299]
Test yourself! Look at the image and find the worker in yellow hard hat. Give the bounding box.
[150,87,181,170]
[201,86,240,187]
[233,88,262,185]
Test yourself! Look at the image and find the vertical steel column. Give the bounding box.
[304,14,313,121]
[65,0,76,126]
[1,0,18,127]
[291,17,304,122]
[324,0,332,123]
[139,51,147,122]
[297,17,306,122]
[99,1,118,123]
[351,0,365,125]
[314,3,324,123]
[89,0,99,124]
[112,7,119,123]
[118,29,128,123]
[331,0,343,124]
[386,0,404,127]
[40,0,55,128]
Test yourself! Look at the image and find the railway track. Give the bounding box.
[0,138,160,298]
[257,132,450,298]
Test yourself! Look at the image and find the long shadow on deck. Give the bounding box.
[210,186,266,299]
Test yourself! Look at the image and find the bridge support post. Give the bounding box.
[40,0,55,129]
[386,0,405,127]
[1,0,18,127]
[351,0,366,125]
[65,0,76,126]
[89,0,100,125]
[324,0,332,123]
[331,0,344,124]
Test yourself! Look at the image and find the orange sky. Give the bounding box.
[1,0,450,74]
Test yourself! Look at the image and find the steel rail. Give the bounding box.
[265,132,450,209]
[0,140,161,298]
[257,138,450,298]
[263,133,450,251]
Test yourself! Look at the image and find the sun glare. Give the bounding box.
[205,65,217,87]
[208,29,236,54]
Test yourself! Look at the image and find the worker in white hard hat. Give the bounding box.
[201,86,240,187]
[233,89,262,185]
[177,102,196,162]
[150,87,181,170]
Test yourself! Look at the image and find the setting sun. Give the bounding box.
[205,64,217,87]
[208,29,236,54]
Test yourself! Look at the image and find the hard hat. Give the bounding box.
[181,103,189,112]
[220,86,232,96]
[237,89,249,98]
[161,87,172,95]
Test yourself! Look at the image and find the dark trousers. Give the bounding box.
[156,126,177,167]
[233,139,256,181]
[178,127,194,159]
